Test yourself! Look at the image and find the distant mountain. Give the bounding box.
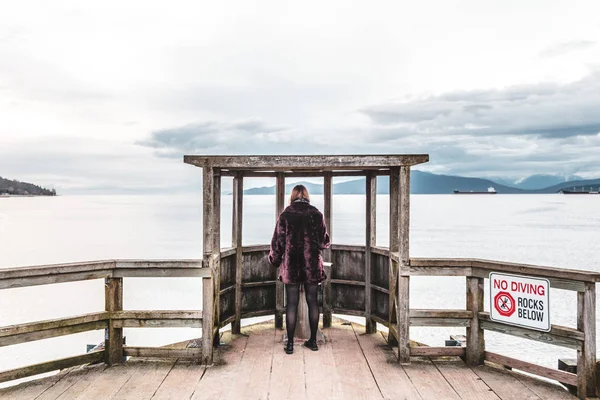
[244,181,323,195]
[511,174,584,190]
[238,171,600,195]
[0,177,56,196]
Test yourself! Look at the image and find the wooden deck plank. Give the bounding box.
[112,360,174,400]
[151,361,205,400]
[328,323,383,400]
[188,332,248,399]
[513,372,576,400]
[351,323,422,400]
[224,326,275,400]
[0,369,68,400]
[402,357,461,400]
[432,358,500,400]
[268,330,306,400]
[304,327,343,399]
[35,365,102,400]
[59,363,136,399]
[470,365,541,400]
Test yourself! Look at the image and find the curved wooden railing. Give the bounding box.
[2,251,599,399]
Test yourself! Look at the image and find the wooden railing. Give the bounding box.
[0,260,209,384]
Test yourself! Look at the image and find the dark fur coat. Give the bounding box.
[268,199,331,284]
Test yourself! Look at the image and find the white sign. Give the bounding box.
[489,272,550,332]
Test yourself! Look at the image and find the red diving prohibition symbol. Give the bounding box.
[494,291,516,317]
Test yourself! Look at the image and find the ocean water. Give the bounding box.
[1,193,599,382]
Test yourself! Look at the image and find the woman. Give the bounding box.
[268,184,331,354]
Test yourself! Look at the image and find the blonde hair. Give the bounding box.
[289,184,310,204]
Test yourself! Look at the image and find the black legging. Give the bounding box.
[285,283,319,342]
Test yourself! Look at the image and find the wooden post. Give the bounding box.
[397,166,411,364]
[388,167,400,348]
[104,277,123,366]
[232,172,243,334]
[365,171,377,334]
[296,287,311,339]
[275,172,285,329]
[201,166,221,364]
[466,277,484,365]
[323,171,333,328]
[577,283,596,399]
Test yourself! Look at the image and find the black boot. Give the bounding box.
[285,340,294,354]
[303,339,318,351]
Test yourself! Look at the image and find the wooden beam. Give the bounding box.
[409,309,472,318]
[365,171,377,334]
[397,165,411,363]
[213,169,222,348]
[577,282,596,398]
[275,172,286,329]
[466,277,485,366]
[0,313,109,347]
[220,170,393,178]
[104,277,123,366]
[322,171,333,328]
[410,346,466,357]
[388,166,400,348]
[485,351,578,387]
[184,154,430,169]
[232,173,243,334]
[409,318,470,327]
[111,310,202,329]
[201,276,214,364]
[123,347,203,359]
[0,351,104,383]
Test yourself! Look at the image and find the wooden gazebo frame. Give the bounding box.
[184,154,429,363]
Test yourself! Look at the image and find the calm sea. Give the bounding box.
[1,194,599,382]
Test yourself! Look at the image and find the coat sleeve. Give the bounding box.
[268,214,286,268]
[318,213,331,250]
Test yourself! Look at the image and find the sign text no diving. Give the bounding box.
[490,272,550,332]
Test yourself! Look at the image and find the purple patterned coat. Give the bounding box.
[268,199,331,284]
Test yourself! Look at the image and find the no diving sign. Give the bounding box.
[490,273,550,332]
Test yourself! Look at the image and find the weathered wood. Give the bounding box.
[274,171,285,330]
[479,312,583,349]
[241,280,277,287]
[409,309,473,318]
[305,328,344,399]
[365,171,377,334]
[0,350,104,383]
[111,310,202,329]
[485,351,578,387]
[241,244,271,253]
[67,362,138,399]
[330,278,365,286]
[153,361,205,400]
[410,347,466,357]
[241,309,278,319]
[218,284,235,294]
[466,276,485,366]
[408,266,473,277]
[111,360,175,399]
[402,357,462,399]
[330,307,366,317]
[201,276,214,364]
[0,311,108,342]
[184,154,430,169]
[327,322,382,399]
[323,170,333,328]
[370,246,389,256]
[331,244,366,252]
[212,170,221,347]
[351,323,422,399]
[432,358,500,400]
[36,365,103,400]
[371,284,389,294]
[577,282,596,399]
[0,269,114,290]
[105,277,123,366]
[410,318,471,327]
[388,167,400,349]
[220,169,394,177]
[113,268,210,279]
[269,327,307,399]
[123,347,202,359]
[371,314,389,327]
[471,364,542,400]
[232,172,244,335]
[471,259,599,284]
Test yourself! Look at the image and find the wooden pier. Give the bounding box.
[0,155,598,399]
[0,320,578,400]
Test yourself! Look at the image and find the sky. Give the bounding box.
[1,0,600,193]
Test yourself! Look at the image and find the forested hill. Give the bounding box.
[0,177,57,196]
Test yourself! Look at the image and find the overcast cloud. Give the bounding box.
[1,1,600,193]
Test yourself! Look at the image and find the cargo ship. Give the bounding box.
[453,186,497,194]
[560,187,599,194]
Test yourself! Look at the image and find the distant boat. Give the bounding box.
[560,187,600,194]
[454,186,497,194]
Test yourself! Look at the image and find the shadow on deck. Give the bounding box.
[0,321,576,400]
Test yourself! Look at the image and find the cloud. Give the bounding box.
[360,70,600,139]
[137,118,318,157]
[539,40,597,58]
